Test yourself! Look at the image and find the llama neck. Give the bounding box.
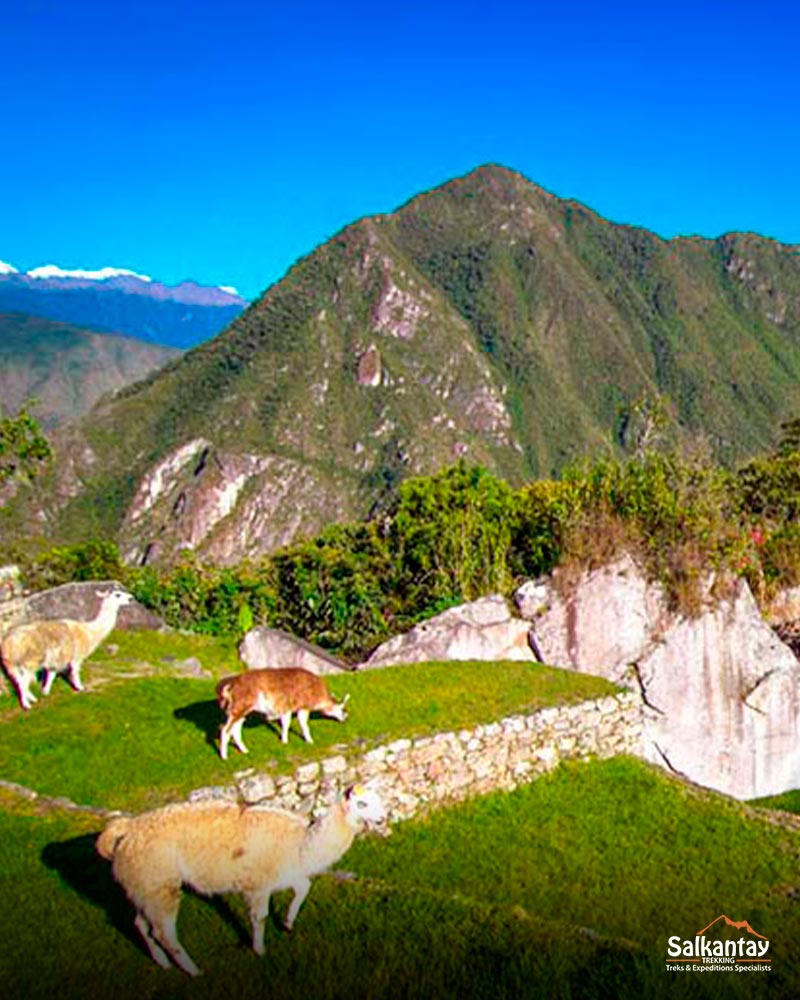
[301,803,357,876]
[85,598,121,645]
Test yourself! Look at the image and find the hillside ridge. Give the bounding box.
[7,163,800,563]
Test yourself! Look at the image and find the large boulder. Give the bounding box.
[515,553,669,680]
[515,555,800,800]
[360,594,534,669]
[238,627,353,675]
[0,579,163,635]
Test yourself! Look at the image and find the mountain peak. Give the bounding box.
[453,162,554,200]
[10,165,800,565]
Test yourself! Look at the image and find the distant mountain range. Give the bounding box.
[0,262,247,349]
[6,164,800,565]
[0,312,180,428]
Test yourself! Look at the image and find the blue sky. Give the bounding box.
[2,0,797,300]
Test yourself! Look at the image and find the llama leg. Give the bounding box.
[219,718,232,759]
[220,716,249,759]
[67,661,84,691]
[296,709,313,744]
[245,888,272,956]
[279,712,292,743]
[41,669,56,696]
[12,668,37,709]
[133,912,171,970]
[283,875,312,931]
[145,892,201,977]
[231,716,248,754]
[219,720,230,760]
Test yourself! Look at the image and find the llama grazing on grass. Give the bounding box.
[216,667,349,758]
[0,587,133,709]
[96,785,387,976]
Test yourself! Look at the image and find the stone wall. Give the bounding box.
[190,691,642,823]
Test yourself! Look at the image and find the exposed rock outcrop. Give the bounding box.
[0,579,163,635]
[356,344,382,386]
[361,594,534,669]
[515,555,800,800]
[239,627,353,675]
[120,442,360,567]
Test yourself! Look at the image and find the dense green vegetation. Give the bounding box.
[11,435,800,660]
[0,405,51,485]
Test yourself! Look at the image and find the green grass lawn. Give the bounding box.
[0,791,640,1000]
[4,631,799,997]
[78,627,243,679]
[0,634,618,811]
[749,788,800,815]
[350,757,800,948]
[1,758,799,1000]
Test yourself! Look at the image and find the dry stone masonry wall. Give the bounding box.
[190,691,642,823]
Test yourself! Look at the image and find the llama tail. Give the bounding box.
[96,817,132,859]
[216,678,233,713]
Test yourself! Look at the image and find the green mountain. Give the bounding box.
[7,164,800,564]
[0,312,180,428]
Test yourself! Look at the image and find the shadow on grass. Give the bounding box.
[40,831,264,961]
[172,699,225,747]
[41,832,146,958]
[173,699,285,749]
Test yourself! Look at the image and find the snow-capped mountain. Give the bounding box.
[25,264,154,283]
[0,260,247,349]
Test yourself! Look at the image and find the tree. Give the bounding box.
[0,407,52,486]
[617,392,676,459]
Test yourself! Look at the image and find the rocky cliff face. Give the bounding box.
[515,555,800,799]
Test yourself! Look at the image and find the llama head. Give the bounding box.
[343,783,386,830]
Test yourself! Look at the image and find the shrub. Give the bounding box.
[738,450,800,522]
[124,558,278,637]
[268,523,391,658]
[508,478,582,579]
[0,407,52,487]
[758,524,800,594]
[14,444,800,653]
[386,462,516,610]
[22,540,126,591]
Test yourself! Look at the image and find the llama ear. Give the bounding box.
[341,693,351,706]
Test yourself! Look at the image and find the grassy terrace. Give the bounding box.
[3,631,799,997]
[0,630,618,812]
[1,759,799,999]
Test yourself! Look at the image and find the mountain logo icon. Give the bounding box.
[696,914,767,939]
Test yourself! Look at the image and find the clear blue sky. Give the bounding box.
[2,0,797,300]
